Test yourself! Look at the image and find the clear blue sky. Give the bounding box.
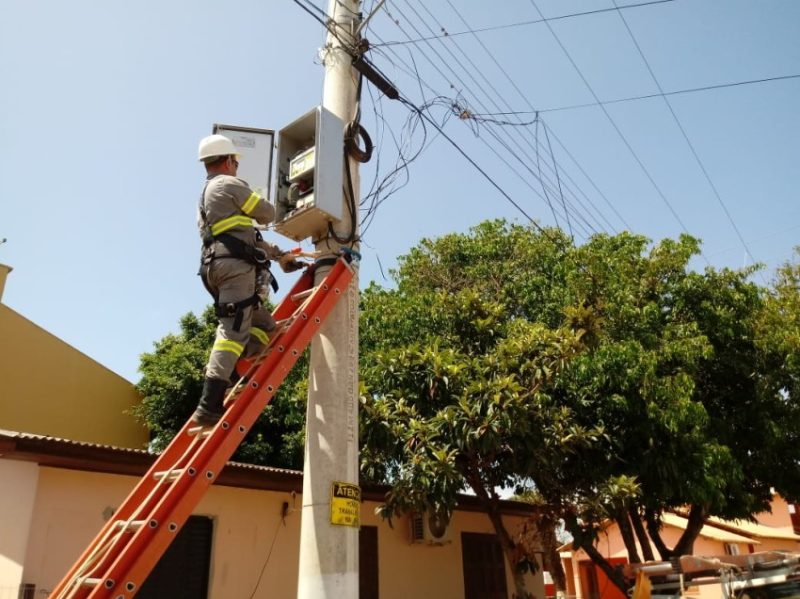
[2,0,798,383]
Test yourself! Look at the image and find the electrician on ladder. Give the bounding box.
[193,134,304,426]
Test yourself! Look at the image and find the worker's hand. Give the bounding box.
[278,252,305,273]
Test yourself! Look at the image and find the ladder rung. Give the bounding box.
[154,468,184,482]
[187,425,212,438]
[50,259,355,599]
[291,287,318,303]
[113,519,146,532]
[251,353,271,367]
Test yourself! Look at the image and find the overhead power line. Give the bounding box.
[376,0,676,47]
[400,0,625,236]
[395,98,538,228]
[442,0,631,231]
[467,73,800,116]
[610,0,762,275]
[377,3,604,238]
[395,0,603,237]
[528,0,704,262]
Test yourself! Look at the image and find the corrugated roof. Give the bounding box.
[0,428,300,475]
[0,429,537,515]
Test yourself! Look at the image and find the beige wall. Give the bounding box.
[0,460,38,599]
[19,466,542,599]
[563,510,800,599]
[755,495,794,529]
[0,305,148,448]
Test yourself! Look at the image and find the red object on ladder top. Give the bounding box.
[51,256,355,599]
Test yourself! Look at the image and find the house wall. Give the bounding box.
[18,466,542,599]
[562,509,800,599]
[0,461,39,599]
[755,496,794,529]
[0,304,148,449]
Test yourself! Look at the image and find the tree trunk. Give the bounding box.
[629,507,655,562]
[644,508,673,560]
[672,504,707,556]
[617,508,641,564]
[563,512,628,595]
[540,513,568,593]
[465,470,530,598]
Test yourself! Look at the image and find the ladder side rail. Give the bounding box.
[50,268,319,598]
[92,258,355,598]
[225,265,315,378]
[50,418,205,599]
[190,258,355,471]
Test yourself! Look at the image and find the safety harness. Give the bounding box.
[198,180,277,332]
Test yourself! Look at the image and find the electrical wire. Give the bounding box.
[383,2,605,237]
[293,1,628,282]
[358,56,440,237]
[535,116,563,231]
[543,119,572,239]
[401,0,601,233]
[328,74,365,245]
[441,0,628,232]
[611,0,762,275]
[468,73,800,116]
[375,0,676,47]
[247,514,284,599]
[396,0,582,231]
[397,96,538,226]
[414,0,615,237]
[369,35,600,238]
[527,0,707,263]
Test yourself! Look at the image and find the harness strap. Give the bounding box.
[214,293,261,332]
[198,180,279,301]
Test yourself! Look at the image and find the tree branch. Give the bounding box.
[629,506,655,562]
[672,504,707,556]
[618,508,641,564]
[645,508,673,560]
[563,512,628,594]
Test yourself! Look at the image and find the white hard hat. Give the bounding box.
[198,134,240,162]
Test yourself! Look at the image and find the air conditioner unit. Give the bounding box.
[410,510,452,545]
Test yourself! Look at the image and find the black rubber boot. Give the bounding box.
[229,364,247,388]
[191,378,229,427]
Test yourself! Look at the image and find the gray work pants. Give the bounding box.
[204,258,275,381]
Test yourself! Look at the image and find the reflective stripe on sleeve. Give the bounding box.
[211,215,254,236]
[212,339,245,356]
[250,327,269,345]
[241,192,261,215]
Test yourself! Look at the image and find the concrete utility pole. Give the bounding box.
[296,0,362,597]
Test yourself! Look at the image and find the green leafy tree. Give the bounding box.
[134,305,307,468]
[756,251,800,492]
[360,221,601,598]
[360,221,800,595]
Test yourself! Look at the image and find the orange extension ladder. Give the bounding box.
[51,255,355,599]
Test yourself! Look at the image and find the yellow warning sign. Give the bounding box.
[330,481,361,528]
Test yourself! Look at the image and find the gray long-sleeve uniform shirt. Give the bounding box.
[198,174,282,259]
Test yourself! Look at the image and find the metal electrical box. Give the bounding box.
[274,106,344,241]
[212,124,274,201]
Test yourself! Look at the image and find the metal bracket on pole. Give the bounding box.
[355,0,385,36]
